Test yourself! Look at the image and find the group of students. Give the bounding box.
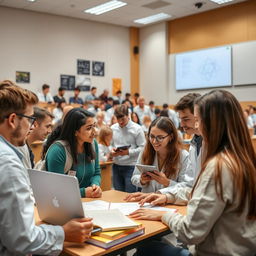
[0,79,255,255]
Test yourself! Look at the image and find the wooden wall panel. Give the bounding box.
[130,27,140,95]
[169,0,256,53]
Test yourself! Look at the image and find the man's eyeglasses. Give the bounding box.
[5,113,36,126]
[16,113,36,126]
[148,134,169,143]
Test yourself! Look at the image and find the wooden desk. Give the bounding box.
[100,161,113,191]
[62,190,186,256]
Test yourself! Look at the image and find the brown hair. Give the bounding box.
[98,126,113,146]
[193,90,256,219]
[114,104,129,118]
[33,107,54,123]
[175,93,201,114]
[142,116,182,178]
[0,80,38,123]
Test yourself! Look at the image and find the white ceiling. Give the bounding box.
[0,0,248,27]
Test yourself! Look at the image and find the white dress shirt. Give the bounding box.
[37,92,54,103]
[111,120,146,166]
[0,136,64,255]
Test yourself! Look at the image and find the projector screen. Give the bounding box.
[175,46,232,90]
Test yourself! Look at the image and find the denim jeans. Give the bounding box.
[134,240,191,256]
[112,164,137,193]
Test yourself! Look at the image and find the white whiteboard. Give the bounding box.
[171,40,256,90]
[233,40,256,85]
[175,46,232,90]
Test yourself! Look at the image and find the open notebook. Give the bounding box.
[28,169,140,231]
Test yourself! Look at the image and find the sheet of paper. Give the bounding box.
[83,200,109,211]
[83,200,177,215]
[110,202,142,215]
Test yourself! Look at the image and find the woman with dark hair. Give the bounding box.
[131,111,141,125]
[130,116,190,194]
[130,90,256,256]
[46,108,102,198]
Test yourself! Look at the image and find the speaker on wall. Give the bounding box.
[133,46,139,54]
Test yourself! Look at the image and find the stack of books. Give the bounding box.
[87,225,145,249]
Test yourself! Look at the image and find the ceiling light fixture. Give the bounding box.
[84,0,127,15]
[209,0,234,4]
[27,0,37,2]
[134,13,171,25]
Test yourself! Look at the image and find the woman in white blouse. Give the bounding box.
[98,126,113,162]
[131,116,191,194]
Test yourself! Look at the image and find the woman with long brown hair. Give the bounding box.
[130,90,256,256]
[130,116,190,194]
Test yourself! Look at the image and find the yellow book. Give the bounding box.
[98,224,142,239]
[87,226,145,249]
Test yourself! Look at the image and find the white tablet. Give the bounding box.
[136,164,157,173]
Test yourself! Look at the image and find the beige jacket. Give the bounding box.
[162,157,256,256]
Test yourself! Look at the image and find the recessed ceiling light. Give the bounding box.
[209,0,234,4]
[84,0,127,15]
[27,0,37,2]
[134,13,171,25]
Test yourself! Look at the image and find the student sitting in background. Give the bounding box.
[98,126,113,162]
[141,115,151,134]
[37,83,54,103]
[95,111,106,135]
[52,99,66,125]
[53,87,66,103]
[69,87,83,104]
[154,108,161,118]
[130,90,256,256]
[45,108,102,198]
[131,112,141,125]
[133,97,151,124]
[130,117,190,194]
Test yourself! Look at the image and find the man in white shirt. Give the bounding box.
[174,93,202,188]
[0,80,93,255]
[111,104,145,192]
[133,96,151,123]
[37,84,54,103]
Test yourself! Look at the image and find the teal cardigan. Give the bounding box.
[46,139,101,197]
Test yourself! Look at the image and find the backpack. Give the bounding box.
[34,140,73,174]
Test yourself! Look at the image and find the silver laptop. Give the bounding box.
[28,169,84,225]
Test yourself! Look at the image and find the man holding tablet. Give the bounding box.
[111,105,145,193]
[0,80,93,255]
